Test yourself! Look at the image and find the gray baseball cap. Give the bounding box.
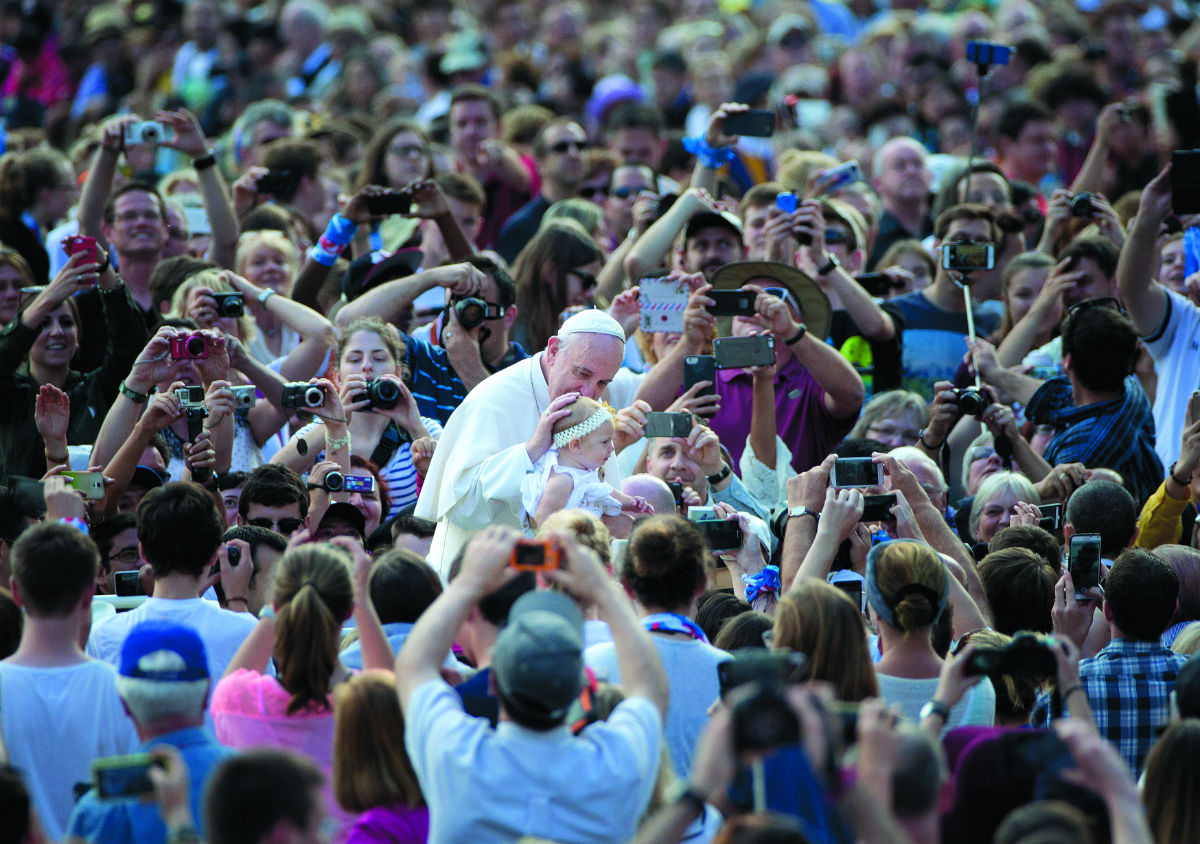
[491,590,585,727]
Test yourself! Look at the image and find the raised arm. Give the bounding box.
[624,189,715,282]
[158,109,239,268]
[336,537,395,671]
[335,262,487,328]
[689,102,749,195]
[633,278,714,410]
[1069,103,1125,196]
[1116,164,1173,336]
[77,116,139,243]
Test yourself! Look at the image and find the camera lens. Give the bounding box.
[1070,193,1094,217]
[956,388,986,417]
[324,471,344,492]
[367,378,401,410]
[219,296,244,317]
[185,335,206,357]
[144,126,159,142]
[302,386,324,407]
[454,297,486,330]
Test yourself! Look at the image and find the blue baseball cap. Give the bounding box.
[118,620,208,682]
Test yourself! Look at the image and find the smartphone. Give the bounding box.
[811,160,863,195]
[832,579,865,612]
[341,474,376,493]
[775,192,799,214]
[1189,390,1200,425]
[1037,503,1062,532]
[114,570,144,597]
[855,272,899,298]
[714,335,775,369]
[723,109,775,137]
[965,40,1013,66]
[62,235,101,267]
[643,411,692,439]
[941,241,995,272]
[366,189,414,215]
[1068,533,1103,598]
[62,470,105,500]
[831,457,882,489]
[860,492,897,522]
[667,481,684,508]
[694,518,743,552]
[683,354,717,416]
[256,169,294,195]
[707,289,757,317]
[1171,150,1200,215]
[510,538,561,571]
[92,753,162,800]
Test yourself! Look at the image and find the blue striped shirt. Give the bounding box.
[1025,374,1163,506]
[403,334,529,426]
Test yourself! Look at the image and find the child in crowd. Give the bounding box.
[522,397,652,528]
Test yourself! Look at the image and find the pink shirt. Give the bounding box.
[211,669,354,842]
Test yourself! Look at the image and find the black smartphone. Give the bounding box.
[93,753,163,800]
[256,169,294,195]
[831,457,882,489]
[722,109,775,137]
[643,411,692,439]
[1068,532,1103,598]
[707,289,757,316]
[667,481,684,508]
[714,335,775,369]
[694,518,743,552]
[1038,503,1062,532]
[832,579,864,612]
[1172,150,1200,214]
[366,189,414,215]
[855,272,899,298]
[683,354,717,416]
[860,492,897,522]
[114,570,143,597]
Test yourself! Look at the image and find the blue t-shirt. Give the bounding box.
[889,290,1000,399]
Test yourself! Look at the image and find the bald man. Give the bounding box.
[622,473,678,517]
[867,137,933,268]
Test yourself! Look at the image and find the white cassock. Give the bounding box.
[416,351,631,579]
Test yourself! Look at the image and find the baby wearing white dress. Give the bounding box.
[522,397,652,530]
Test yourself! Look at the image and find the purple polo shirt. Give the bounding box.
[711,354,853,474]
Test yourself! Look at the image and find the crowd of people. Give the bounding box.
[3,0,1200,841]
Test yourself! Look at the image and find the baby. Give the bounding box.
[522,397,653,528]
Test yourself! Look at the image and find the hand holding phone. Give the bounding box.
[1068,533,1103,599]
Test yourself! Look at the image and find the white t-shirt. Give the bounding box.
[1144,287,1200,469]
[0,660,138,842]
[87,597,258,681]
[876,672,996,732]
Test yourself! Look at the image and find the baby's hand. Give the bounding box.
[625,496,654,515]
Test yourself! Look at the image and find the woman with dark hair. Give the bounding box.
[510,221,604,352]
[0,247,145,481]
[867,539,994,728]
[584,514,730,779]
[357,119,435,192]
[0,147,77,283]
[212,540,393,842]
[1143,719,1200,844]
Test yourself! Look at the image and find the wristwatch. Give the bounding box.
[668,782,708,815]
[919,699,951,724]
[787,505,818,521]
[815,253,840,275]
[706,465,732,485]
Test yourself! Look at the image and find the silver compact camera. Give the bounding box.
[124,121,176,145]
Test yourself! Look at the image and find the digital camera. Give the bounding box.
[169,333,208,360]
[212,292,244,318]
[230,385,257,409]
[363,378,400,410]
[1069,193,1096,217]
[718,650,808,753]
[950,386,989,418]
[452,296,504,330]
[280,382,324,410]
[124,121,176,146]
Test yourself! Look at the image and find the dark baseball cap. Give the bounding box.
[491,590,585,727]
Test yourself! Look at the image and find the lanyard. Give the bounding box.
[643,612,709,643]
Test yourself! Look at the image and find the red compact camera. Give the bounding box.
[169,333,208,360]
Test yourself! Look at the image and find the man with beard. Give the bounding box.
[624,187,744,283]
[497,120,589,264]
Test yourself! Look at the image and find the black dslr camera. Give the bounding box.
[451,296,504,330]
[362,378,401,410]
[963,632,1058,679]
[950,386,990,418]
[718,650,808,753]
[281,382,324,410]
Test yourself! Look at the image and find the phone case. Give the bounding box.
[639,277,689,333]
[713,335,775,369]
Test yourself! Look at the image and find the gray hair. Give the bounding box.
[116,676,209,725]
[969,471,1040,541]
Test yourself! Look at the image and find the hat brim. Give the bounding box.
[709,261,832,340]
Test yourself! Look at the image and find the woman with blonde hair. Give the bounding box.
[867,539,994,728]
[772,579,877,702]
[969,471,1040,544]
[333,671,428,844]
[848,389,929,449]
[212,540,393,841]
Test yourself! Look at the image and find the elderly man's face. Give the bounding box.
[544,333,624,400]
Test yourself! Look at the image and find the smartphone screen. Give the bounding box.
[644,412,692,439]
[942,241,996,272]
[1069,533,1103,596]
[714,335,775,369]
[831,457,881,489]
[366,191,413,215]
[722,109,774,137]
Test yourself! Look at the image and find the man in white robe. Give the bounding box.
[416,311,627,577]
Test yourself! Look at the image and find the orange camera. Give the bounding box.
[509,538,562,571]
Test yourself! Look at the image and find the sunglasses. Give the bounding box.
[610,185,651,199]
[579,184,610,199]
[569,268,599,290]
[246,517,304,534]
[549,139,588,154]
[824,229,852,246]
[761,286,801,314]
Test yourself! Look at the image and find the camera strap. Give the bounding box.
[369,422,409,470]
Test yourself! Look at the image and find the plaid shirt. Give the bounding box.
[1034,638,1186,774]
[1025,375,1164,506]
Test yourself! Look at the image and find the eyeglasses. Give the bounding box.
[114,210,163,223]
[246,517,304,534]
[107,546,140,565]
[579,184,610,199]
[968,446,996,463]
[548,139,588,154]
[609,185,651,199]
[867,422,920,444]
[824,229,852,246]
[569,268,599,290]
[387,144,425,158]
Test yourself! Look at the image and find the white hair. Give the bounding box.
[116,676,209,725]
